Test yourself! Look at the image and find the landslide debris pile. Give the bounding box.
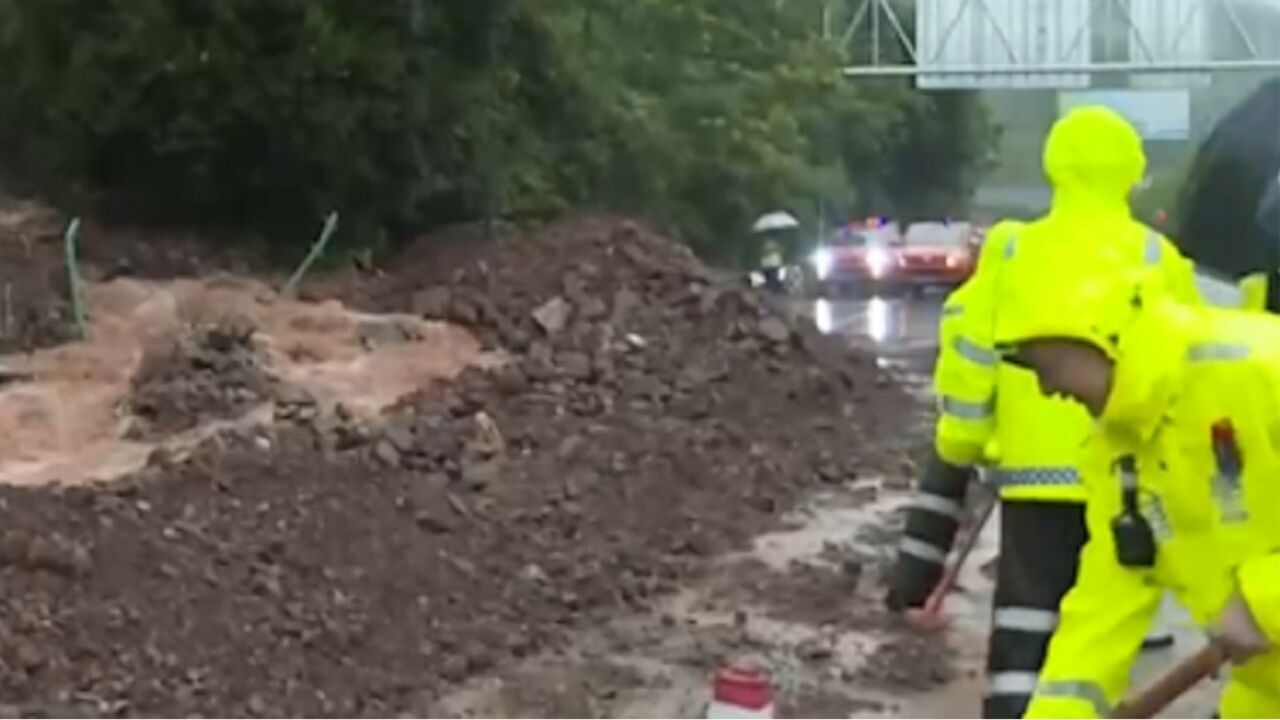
[125,321,274,441]
[0,216,910,717]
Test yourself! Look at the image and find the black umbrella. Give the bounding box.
[1176,77,1280,279]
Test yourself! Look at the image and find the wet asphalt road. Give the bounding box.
[805,291,946,389]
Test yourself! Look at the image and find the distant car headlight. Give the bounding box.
[946,250,968,268]
[809,248,834,280]
[867,247,891,277]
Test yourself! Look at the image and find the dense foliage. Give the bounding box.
[0,0,997,259]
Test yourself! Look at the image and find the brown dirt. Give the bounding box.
[779,686,887,719]
[0,215,914,716]
[854,631,956,691]
[126,321,274,441]
[726,558,874,630]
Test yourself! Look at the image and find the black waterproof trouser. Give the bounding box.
[886,455,1091,718]
[983,500,1087,719]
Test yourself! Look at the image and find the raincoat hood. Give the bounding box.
[991,252,1191,450]
[1043,106,1147,215]
[1097,296,1190,449]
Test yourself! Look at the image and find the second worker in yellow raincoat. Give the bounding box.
[994,237,1280,718]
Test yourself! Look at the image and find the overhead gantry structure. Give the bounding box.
[802,0,1280,87]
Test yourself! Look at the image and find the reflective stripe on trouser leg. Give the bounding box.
[993,607,1058,634]
[888,451,973,609]
[912,492,964,521]
[983,501,1088,719]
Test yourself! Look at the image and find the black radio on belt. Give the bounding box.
[1111,455,1157,568]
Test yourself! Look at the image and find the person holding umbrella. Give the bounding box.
[751,210,799,294]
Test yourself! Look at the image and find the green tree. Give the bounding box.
[0,0,997,260]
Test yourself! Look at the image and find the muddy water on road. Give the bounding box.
[435,478,993,719]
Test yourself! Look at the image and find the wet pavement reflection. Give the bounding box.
[807,292,946,394]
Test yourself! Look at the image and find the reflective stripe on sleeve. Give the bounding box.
[942,304,964,317]
[992,606,1059,634]
[939,395,995,419]
[990,466,1080,488]
[912,493,964,521]
[899,536,946,564]
[1187,342,1250,362]
[1144,231,1162,266]
[952,335,998,366]
[989,671,1038,697]
[1036,680,1112,717]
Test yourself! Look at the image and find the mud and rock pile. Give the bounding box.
[125,321,274,441]
[0,216,913,716]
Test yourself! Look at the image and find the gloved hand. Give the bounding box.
[883,556,940,613]
[1212,592,1272,664]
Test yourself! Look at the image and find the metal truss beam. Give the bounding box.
[833,0,1280,79]
[843,58,1280,78]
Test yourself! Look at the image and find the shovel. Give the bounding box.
[906,492,998,632]
[1108,644,1224,718]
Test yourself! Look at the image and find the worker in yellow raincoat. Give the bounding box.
[993,237,1280,718]
[886,106,1200,718]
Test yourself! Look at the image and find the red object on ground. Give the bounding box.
[713,666,774,711]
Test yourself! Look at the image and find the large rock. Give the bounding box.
[532,297,571,335]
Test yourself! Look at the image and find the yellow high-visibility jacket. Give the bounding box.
[1240,270,1273,310]
[935,225,1193,502]
[933,220,1020,468]
[1026,300,1280,719]
[933,106,1201,502]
